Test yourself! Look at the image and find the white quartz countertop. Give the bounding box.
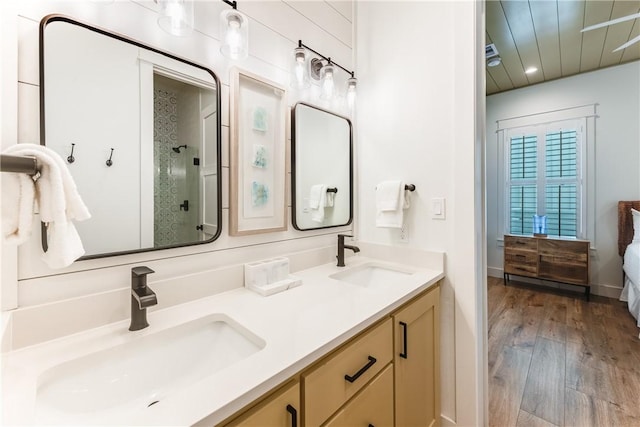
[2,253,444,426]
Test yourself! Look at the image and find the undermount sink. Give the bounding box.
[34,313,265,423]
[330,262,416,287]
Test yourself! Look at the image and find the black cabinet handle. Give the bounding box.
[286,404,297,427]
[369,425,375,427]
[344,355,377,383]
[399,321,408,359]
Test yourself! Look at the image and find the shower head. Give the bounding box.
[172,145,188,153]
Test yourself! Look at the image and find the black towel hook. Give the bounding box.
[106,148,114,167]
[67,143,75,164]
[405,184,416,192]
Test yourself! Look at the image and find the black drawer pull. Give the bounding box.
[344,355,377,383]
[369,425,375,427]
[286,404,297,427]
[400,321,408,359]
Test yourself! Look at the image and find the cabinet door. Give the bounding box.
[224,381,299,427]
[323,364,394,427]
[394,285,440,427]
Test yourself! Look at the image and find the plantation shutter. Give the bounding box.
[544,130,578,237]
[508,135,537,235]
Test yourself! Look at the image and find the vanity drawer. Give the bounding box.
[302,318,393,427]
[323,364,394,427]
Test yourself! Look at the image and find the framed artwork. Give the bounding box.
[229,68,288,235]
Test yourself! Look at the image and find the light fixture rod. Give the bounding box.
[298,40,355,78]
[222,0,237,10]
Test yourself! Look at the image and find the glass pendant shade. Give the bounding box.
[320,63,335,100]
[291,47,309,88]
[220,9,249,60]
[346,76,357,109]
[157,0,194,36]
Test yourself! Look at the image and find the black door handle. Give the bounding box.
[344,355,377,383]
[286,404,297,427]
[399,321,408,359]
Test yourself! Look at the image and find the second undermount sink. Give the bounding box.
[330,262,416,287]
[34,313,265,424]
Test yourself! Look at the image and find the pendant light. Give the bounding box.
[220,1,248,60]
[157,0,194,36]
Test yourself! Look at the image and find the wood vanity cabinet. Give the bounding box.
[394,285,440,427]
[223,381,299,427]
[219,283,441,427]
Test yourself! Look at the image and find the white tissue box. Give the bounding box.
[244,257,303,296]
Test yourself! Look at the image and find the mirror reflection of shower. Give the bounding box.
[153,73,215,247]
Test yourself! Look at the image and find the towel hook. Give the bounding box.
[67,143,75,164]
[106,148,114,167]
[327,187,338,193]
[405,184,416,192]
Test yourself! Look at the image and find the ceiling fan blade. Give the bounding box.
[612,34,640,52]
[581,12,640,32]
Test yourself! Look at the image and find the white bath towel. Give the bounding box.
[309,184,327,223]
[375,180,411,228]
[2,144,90,269]
[376,180,402,211]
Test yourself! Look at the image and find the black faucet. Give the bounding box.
[129,266,157,331]
[337,234,360,267]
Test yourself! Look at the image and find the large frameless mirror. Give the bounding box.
[291,103,353,230]
[40,15,222,258]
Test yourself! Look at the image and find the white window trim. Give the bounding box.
[496,104,597,246]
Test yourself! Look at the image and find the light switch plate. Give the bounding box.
[432,197,446,220]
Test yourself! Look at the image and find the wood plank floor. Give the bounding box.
[488,277,640,426]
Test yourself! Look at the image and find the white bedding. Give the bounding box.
[621,242,640,334]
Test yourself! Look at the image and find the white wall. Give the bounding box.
[355,1,484,425]
[486,61,640,297]
[1,0,354,308]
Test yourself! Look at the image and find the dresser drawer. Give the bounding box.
[504,235,537,251]
[504,261,537,276]
[302,318,393,427]
[538,239,589,261]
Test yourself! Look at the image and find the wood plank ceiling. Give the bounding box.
[486,0,640,95]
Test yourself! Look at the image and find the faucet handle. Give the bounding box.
[132,266,155,277]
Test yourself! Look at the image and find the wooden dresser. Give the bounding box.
[503,234,590,300]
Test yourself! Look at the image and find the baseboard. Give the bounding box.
[441,414,456,427]
[488,267,623,299]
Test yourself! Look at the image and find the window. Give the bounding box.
[497,104,595,243]
[506,126,581,237]
[505,120,584,238]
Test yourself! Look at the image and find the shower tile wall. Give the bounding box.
[154,88,182,246]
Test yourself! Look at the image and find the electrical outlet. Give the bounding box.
[399,223,409,243]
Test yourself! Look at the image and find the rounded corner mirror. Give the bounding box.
[291,102,353,231]
[40,15,222,259]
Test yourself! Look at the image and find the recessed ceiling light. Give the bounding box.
[525,66,538,74]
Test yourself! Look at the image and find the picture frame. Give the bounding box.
[229,68,288,236]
